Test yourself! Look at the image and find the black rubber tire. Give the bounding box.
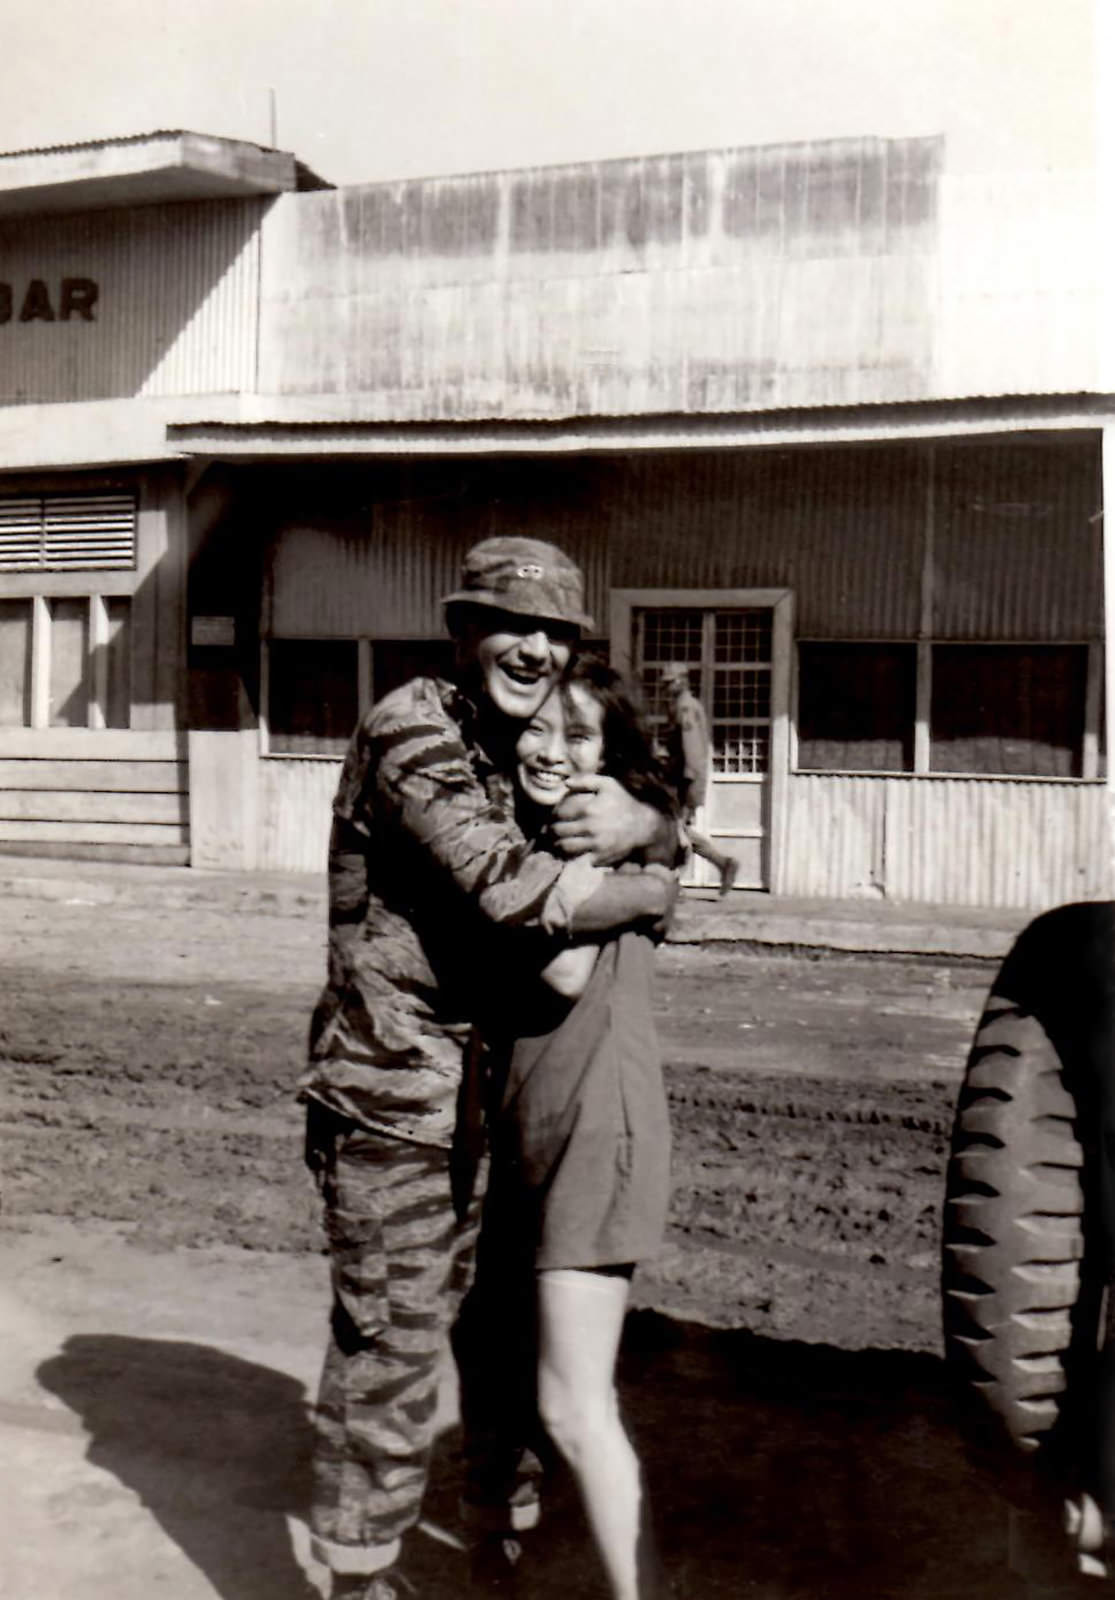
[942,997,1087,1455]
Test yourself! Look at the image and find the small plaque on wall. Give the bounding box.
[191,615,236,648]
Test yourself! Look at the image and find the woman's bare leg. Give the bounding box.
[536,1267,643,1600]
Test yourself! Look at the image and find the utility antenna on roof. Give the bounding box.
[268,87,278,149]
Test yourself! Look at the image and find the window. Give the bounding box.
[263,638,457,756]
[0,494,136,572]
[0,595,131,728]
[267,641,359,756]
[797,640,1094,778]
[798,643,916,772]
[931,645,1088,778]
[0,600,31,726]
[635,606,773,775]
[371,639,457,702]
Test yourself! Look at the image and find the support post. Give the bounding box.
[1099,2,1115,894]
[1105,428,1115,895]
[913,445,934,774]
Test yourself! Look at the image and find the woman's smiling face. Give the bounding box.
[515,683,605,808]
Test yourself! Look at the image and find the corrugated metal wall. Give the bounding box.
[0,200,262,403]
[253,758,1107,907]
[259,136,940,416]
[934,439,1102,640]
[250,436,1106,906]
[257,756,339,873]
[265,441,1101,646]
[265,460,613,638]
[783,773,1108,907]
[606,447,926,638]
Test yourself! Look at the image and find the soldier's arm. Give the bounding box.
[379,705,665,937]
[326,815,372,965]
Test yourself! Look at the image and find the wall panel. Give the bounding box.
[266,460,612,639]
[606,448,925,638]
[260,136,941,416]
[257,757,341,873]
[934,438,1102,640]
[783,773,1107,907]
[0,200,262,404]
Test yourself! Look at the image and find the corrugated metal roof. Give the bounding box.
[0,129,255,161]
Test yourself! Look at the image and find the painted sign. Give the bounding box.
[0,278,98,323]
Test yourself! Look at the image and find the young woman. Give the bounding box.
[478,655,678,1600]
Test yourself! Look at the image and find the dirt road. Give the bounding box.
[3,888,1077,1598]
[2,891,987,1351]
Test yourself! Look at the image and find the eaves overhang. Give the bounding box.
[0,130,321,218]
[166,394,1115,460]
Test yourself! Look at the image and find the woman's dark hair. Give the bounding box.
[562,654,676,816]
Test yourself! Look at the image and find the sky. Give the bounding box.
[0,0,1096,188]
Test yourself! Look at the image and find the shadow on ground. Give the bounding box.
[37,1336,319,1600]
[37,1317,1085,1600]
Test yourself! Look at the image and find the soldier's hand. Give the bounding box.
[552,774,660,865]
[304,1100,336,1188]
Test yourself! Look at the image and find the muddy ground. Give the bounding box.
[0,892,984,1354]
[8,889,1090,1599]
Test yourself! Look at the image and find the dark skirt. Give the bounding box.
[490,929,671,1272]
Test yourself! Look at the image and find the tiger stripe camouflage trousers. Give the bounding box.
[309,1120,481,1574]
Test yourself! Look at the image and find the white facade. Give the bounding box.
[0,128,1110,904]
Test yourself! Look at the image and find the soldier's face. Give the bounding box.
[458,610,575,720]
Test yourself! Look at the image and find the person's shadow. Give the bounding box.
[34,1319,1072,1600]
[37,1335,320,1600]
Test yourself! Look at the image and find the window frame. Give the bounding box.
[258,635,457,759]
[0,590,133,730]
[259,636,367,759]
[795,639,918,776]
[794,635,1104,781]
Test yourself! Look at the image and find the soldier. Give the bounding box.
[659,663,738,898]
[299,537,678,1600]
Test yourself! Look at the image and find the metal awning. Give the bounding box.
[0,131,316,218]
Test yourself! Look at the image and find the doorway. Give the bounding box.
[610,589,793,890]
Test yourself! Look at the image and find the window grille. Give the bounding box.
[0,494,136,572]
[635,605,773,775]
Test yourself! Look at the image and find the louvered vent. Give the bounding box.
[0,499,43,569]
[0,494,136,571]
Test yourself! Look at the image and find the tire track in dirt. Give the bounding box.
[0,931,990,1350]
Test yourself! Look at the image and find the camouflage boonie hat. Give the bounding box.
[443,536,594,632]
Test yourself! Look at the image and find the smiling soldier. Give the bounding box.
[299,537,677,1600]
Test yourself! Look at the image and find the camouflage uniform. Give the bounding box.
[300,673,584,1578]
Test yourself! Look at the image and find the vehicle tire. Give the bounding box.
[942,996,1089,1456]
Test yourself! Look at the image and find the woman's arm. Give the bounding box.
[540,861,679,1001]
[537,942,600,998]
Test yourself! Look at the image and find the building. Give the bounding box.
[0,126,1110,907]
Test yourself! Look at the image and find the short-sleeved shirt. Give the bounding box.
[299,675,581,1149]
[662,688,710,814]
